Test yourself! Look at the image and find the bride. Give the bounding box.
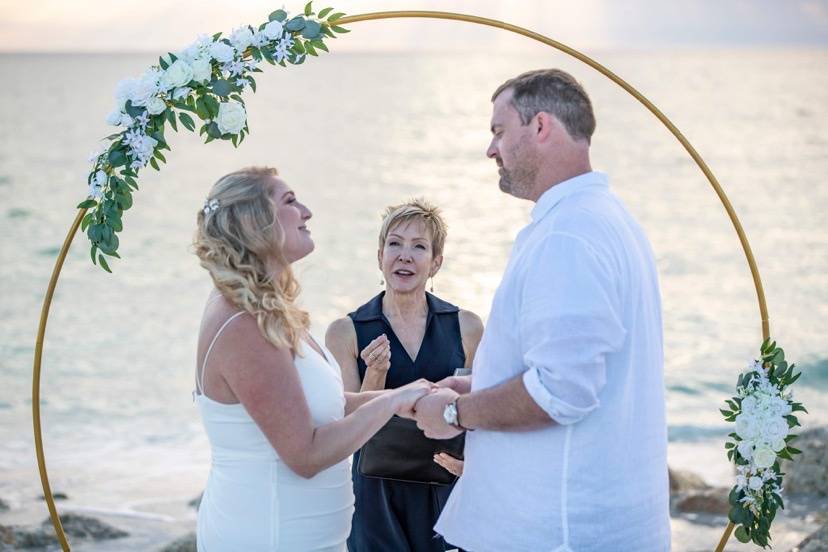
[192,166,431,551]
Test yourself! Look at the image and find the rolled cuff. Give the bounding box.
[522,367,599,425]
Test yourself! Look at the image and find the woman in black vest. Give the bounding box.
[326,198,483,552]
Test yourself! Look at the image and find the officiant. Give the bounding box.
[326,198,483,552]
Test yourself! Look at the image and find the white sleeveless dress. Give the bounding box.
[195,312,354,551]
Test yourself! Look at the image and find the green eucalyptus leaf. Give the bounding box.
[330,24,350,33]
[318,7,333,18]
[304,1,313,16]
[98,254,112,273]
[302,20,322,39]
[150,157,160,171]
[211,79,233,98]
[108,149,128,167]
[286,16,306,32]
[327,12,345,22]
[207,122,222,139]
[203,95,220,118]
[77,199,97,209]
[179,112,196,131]
[734,526,750,543]
[269,9,287,22]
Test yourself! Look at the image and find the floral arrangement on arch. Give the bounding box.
[721,339,807,547]
[78,2,348,272]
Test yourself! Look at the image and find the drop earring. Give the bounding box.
[429,276,434,293]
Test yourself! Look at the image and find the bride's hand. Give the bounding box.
[392,379,434,418]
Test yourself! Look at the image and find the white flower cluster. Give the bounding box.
[96,19,295,178]
[731,360,793,513]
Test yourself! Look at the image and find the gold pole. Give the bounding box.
[33,208,85,551]
[33,11,771,551]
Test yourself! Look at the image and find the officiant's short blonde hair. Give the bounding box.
[378,198,447,257]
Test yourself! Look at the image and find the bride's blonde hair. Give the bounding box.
[193,166,309,352]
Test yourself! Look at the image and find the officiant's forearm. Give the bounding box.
[456,374,554,431]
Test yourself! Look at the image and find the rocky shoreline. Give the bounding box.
[3,427,826,551]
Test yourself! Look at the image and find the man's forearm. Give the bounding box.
[456,373,554,431]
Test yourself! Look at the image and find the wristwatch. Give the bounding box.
[443,399,471,430]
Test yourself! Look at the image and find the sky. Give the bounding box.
[1,0,827,52]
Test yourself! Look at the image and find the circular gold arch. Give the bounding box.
[33,10,767,551]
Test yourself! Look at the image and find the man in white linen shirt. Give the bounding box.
[413,69,670,551]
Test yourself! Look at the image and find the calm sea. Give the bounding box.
[1,49,826,546]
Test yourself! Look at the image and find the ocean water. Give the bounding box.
[1,48,826,547]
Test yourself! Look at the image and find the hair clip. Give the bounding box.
[203,198,220,215]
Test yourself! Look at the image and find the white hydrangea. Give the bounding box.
[251,31,270,48]
[89,170,107,199]
[230,26,254,50]
[209,42,236,63]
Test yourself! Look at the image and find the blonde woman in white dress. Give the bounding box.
[192,167,431,551]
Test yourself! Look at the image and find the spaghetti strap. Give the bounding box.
[197,311,247,395]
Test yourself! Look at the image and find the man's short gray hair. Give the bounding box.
[492,69,595,143]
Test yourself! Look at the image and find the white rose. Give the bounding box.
[748,476,764,491]
[735,414,760,441]
[215,102,247,135]
[762,417,789,442]
[129,75,159,107]
[753,446,776,469]
[230,26,254,50]
[209,42,236,63]
[771,438,786,452]
[160,59,194,91]
[737,441,754,460]
[262,20,284,40]
[146,97,167,115]
[119,113,134,128]
[191,57,213,83]
[106,108,124,126]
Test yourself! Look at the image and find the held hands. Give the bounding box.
[414,387,463,440]
[391,378,436,418]
[360,334,391,373]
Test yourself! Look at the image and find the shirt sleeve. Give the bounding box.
[520,231,627,425]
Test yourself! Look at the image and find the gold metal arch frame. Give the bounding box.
[32,10,768,551]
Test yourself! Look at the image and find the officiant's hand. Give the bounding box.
[434,453,464,477]
[414,388,462,439]
[360,334,391,373]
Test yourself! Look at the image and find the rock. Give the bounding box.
[0,498,8,512]
[784,427,828,497]
[1,525,59,549]
[669,468,710,494]
[41,513,128,540]
[791,524,828,552]
[159,532,197,552]
[673,487,731,515]
[188,492,203,509]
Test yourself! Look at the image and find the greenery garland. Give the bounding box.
[721,338,807,547]
[78,2,348,272]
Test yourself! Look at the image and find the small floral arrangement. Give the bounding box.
[78,3,349,271]
[721,338,807,547]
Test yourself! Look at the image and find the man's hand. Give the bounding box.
[414,387,462,439]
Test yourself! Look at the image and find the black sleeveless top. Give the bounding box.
[349,291,466,388]
[347,291,466,552]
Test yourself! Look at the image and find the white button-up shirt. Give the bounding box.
[435,172,670,551]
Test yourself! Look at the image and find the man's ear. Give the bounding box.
[535,112,555,142]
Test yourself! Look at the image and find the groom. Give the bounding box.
[413,69,670,551]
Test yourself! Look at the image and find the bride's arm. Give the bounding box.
[216,315,426,479]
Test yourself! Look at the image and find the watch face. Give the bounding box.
[443,403,457,425]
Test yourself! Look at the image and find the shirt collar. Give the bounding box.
[530,171,608,222]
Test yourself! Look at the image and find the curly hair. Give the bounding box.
[193,166,309,352]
